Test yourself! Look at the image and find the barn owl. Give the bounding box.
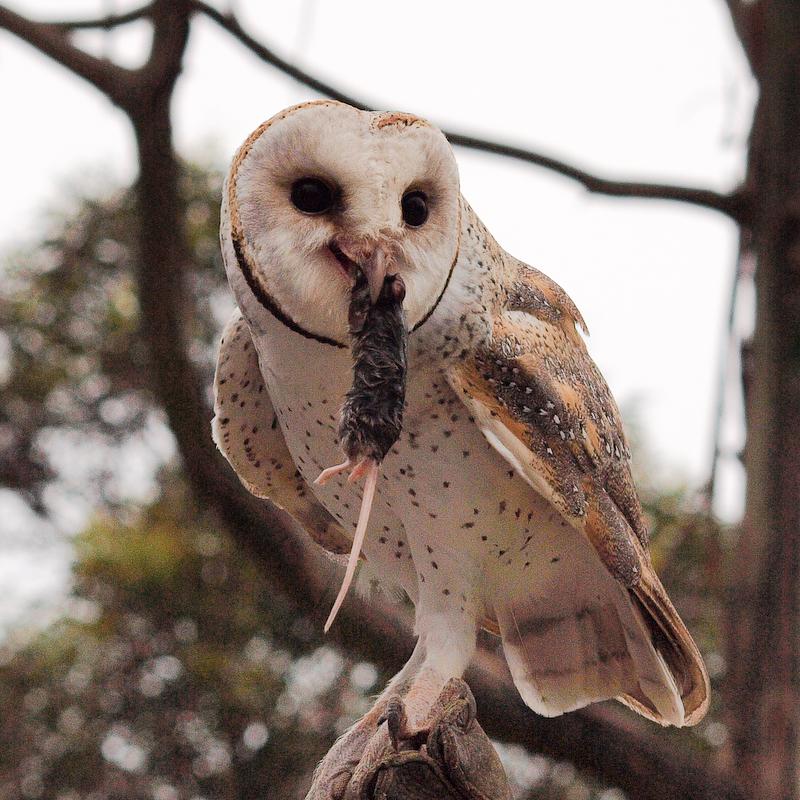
[213,100,709,784]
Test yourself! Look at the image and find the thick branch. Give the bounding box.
[192,0,747,221]
[0,4,135,106]
[723,3,800,798]
[0,6,134,105]
[133,0,191,100]
[0,1,190,113]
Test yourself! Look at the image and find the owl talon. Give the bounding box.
[378,695,407,751]
[378,695,429,751]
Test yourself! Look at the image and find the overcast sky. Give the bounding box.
[1,0,756,571]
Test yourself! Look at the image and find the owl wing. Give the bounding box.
[448,256,709,726]
[213,308,352,557]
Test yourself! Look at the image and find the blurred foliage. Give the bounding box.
[0,475,379,800]
[0,164,229,515]
[0,165,732,799]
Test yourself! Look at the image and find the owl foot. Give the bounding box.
[378,695,429,751]
[304,679,512,800]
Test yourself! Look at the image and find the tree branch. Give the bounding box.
[0,4,135,107]
[443,132,748,218]
[52,3,155,31]
[191,0,748,222]
[134,0,191,100]
[0,1,189,112]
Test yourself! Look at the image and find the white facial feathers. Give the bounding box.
[225,101,460,343]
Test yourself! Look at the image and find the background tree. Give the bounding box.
[0,1,790,798]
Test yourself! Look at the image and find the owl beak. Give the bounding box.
[360,247,389,305]
[330,240,392,305]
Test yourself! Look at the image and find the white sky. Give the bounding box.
[1,0,756,556]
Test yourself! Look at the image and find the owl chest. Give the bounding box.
[257,328,554,586]
[253,327,399,543]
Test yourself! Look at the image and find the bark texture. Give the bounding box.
[724,2,800,798]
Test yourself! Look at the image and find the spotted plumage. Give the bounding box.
[213,100,709,736]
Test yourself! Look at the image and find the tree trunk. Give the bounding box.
[726,3,800,798]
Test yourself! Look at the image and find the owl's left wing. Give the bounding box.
[448,258,709,725]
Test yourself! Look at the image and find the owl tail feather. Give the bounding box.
[496,589,686,726]
[319,459,379,633]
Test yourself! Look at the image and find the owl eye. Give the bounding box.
[291,177,334,214]
[401,190,429,227]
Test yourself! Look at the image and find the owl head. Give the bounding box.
[222,101,461,345]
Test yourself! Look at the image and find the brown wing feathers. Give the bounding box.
[507,259,589,342]
[451,257,709,724]
[452,309,646,586]
[627,536,710,725]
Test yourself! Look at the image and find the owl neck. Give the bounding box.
[407,199,500,369]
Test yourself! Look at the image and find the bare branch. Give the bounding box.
[52,3,154,31]
[189,1,368,106]
[0,1,190,112]
[0,4,135,106]
[192,0,748,221]
[134,0,191,100]
[444,132,748,218]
